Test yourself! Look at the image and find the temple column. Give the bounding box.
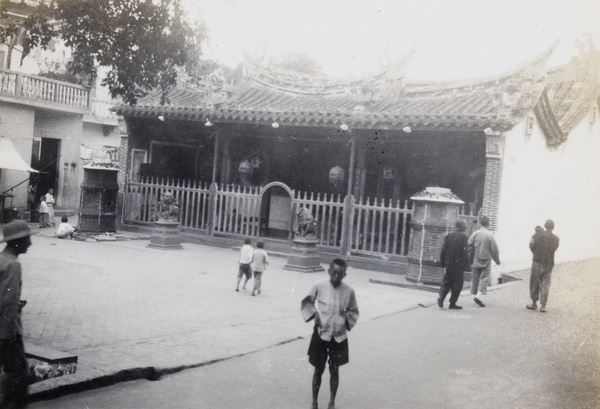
[340,136,356,256]
[479,131,505,231]
[116,118,129,230]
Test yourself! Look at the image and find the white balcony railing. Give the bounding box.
[0,68,90,109]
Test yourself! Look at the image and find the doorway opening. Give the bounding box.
[32,137,60,202]
[260,184,293,240]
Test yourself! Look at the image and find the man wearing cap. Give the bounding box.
[527,219,560,313]
[0,220,33,408]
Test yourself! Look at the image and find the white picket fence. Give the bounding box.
[124,178,211,230]
[213,184,261,237]
[350,197,412,256]
[123,178,475,257]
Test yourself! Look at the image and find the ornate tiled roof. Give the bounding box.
[534,51,600,146]
[117,45,557,132]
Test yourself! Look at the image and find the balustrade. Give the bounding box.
[0,68,90,109]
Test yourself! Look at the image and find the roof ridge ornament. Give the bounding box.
[241,48,415,98]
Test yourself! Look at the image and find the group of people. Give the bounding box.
[437,215,501,309]
[0,214,560,409]
[291,215,561,409]
[35,187,78,239]
[437,215,560,312]
[236,237,270,296]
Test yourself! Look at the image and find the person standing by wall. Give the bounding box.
[468,215,501,307]
[438,219,471,309]
[527,219,560,312]
[45,188,56,227]
[301,258,359,409]
[0,220,34,409]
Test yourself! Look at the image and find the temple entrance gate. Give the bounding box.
[258,182,294,240]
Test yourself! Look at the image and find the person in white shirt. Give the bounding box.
[235,238,253,292]
[45,188,56,227]
[56,216,77,239]
[250,240,269,296]
[38,196,50,228]
[301,259,359,409]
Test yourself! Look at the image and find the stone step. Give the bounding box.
[25,344,78,384]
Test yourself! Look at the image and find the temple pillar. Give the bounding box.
[479,131,505,231]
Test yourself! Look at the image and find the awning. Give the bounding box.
[0,136,38,173]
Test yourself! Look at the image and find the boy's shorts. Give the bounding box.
[307,328,349,368]
[238,263,251,279]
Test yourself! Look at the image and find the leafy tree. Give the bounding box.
[0,1,55,70]
[1,0,205,105]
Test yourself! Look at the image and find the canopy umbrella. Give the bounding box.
[0,135,38,173]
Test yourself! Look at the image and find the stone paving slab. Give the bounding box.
[18,233,439,400]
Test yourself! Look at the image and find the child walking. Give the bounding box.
[236,237,253,292]
[251,240,270,296]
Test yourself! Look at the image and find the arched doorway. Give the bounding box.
[259,182,294,240]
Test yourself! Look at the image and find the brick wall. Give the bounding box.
[117,119,130,191]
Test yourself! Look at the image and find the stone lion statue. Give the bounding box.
[296,206,318,240]
[157,191,180,222]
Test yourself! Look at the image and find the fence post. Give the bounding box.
[207,183,217,236]
[339,194,354,256]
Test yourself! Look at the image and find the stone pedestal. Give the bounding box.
[406,187,465,285]
[284,238,325,273]
[147,221,183,250]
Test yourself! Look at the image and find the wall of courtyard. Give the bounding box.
[495,108,600,272]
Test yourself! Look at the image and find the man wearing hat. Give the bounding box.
[0,220,33,408]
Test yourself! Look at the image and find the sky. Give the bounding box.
[185,0,600,80]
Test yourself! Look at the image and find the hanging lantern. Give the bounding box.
[328,166,345,185]
[238,160,253,178]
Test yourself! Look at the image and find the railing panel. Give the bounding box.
[124,177,210,230]
[124,178,439,258]
[351,196,412,257]
[214,184,261,236]
[0,71,18,95]
[0,68,90,109]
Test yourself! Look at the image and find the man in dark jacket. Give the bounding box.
[438,219,471,309]
[0,220,33,409]
[527,219,560,313]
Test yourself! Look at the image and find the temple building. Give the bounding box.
[115,45,600,273]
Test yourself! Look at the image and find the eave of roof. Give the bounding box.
[116,44,555,133]
[534,51,600,145]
